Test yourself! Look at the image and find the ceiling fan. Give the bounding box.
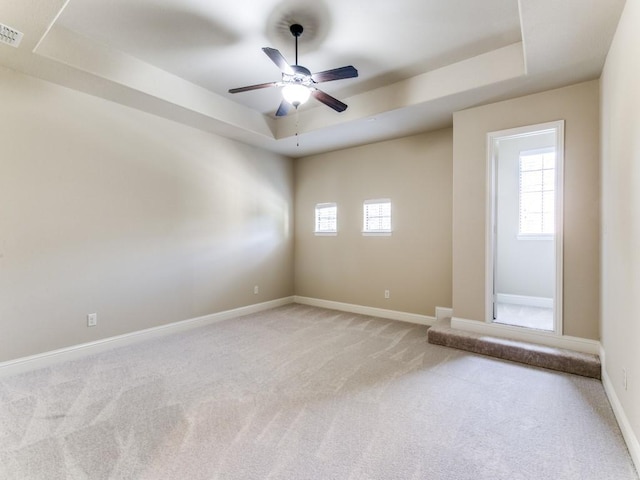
[228,24,358,117]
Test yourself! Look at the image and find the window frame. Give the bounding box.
[314,202,338,236]
[362,198,392,236]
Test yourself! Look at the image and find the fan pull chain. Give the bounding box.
[295,107,300,147]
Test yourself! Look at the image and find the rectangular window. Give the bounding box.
[315,203,337,235]
[363,199,392,235]
[519,149,555,237]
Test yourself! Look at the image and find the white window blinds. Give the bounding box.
[315,203,337,234]
[519,150,555,236]
[363,199,392,234]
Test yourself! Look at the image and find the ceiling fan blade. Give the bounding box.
[312,66,358,83]
[262,47,294,75]
[275,100,292,117]
[311,89,348,113]
[228,82,279,94]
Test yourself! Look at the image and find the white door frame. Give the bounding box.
[485,120,565,335]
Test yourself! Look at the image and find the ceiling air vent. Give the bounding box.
[0,23,23,48]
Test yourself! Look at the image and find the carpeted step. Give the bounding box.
[427,318,601,379]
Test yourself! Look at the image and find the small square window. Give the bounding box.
[315,203,337,235]
[363,199,392,235]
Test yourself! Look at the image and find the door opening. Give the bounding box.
[486,121,564,334]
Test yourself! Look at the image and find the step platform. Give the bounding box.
[427,318,601,379]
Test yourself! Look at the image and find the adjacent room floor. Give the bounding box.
[494,302,554,331]
[0,304,636,479]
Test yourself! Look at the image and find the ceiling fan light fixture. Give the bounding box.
[228,22,357,116]
[282,84,311,107]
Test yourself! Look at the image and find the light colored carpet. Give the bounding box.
[0,304,637,480]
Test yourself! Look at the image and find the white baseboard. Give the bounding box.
[451,316,600,355]
[293,296,435,326]
[600,346,640,472]
[496,293,553,309]
[0,296,295,377]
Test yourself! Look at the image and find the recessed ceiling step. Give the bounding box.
[427,318,601,379]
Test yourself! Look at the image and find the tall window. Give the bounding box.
[315,203,337,235]
[363,199,392,235]
[519,149,555,236]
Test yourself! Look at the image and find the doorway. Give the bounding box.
[486,121,564,334]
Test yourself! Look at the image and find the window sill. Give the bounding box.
[315,232,337,236]
[517,234,553,241]
[362,231,392,236]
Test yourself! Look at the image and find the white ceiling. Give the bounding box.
[0,0,626,157]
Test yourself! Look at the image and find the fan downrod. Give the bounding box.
[289,24,304,65]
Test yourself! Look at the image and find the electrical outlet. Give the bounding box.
[87,313,97,327]
[254,285,259,295]
[623,369,627,390]
[384,290,390,299]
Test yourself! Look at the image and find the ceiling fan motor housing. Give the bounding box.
[283,65,313,87]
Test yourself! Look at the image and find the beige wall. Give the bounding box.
[294,130,453,316]
[601,0,640,459]
[0,67,294,362]
[452,80,600,339]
